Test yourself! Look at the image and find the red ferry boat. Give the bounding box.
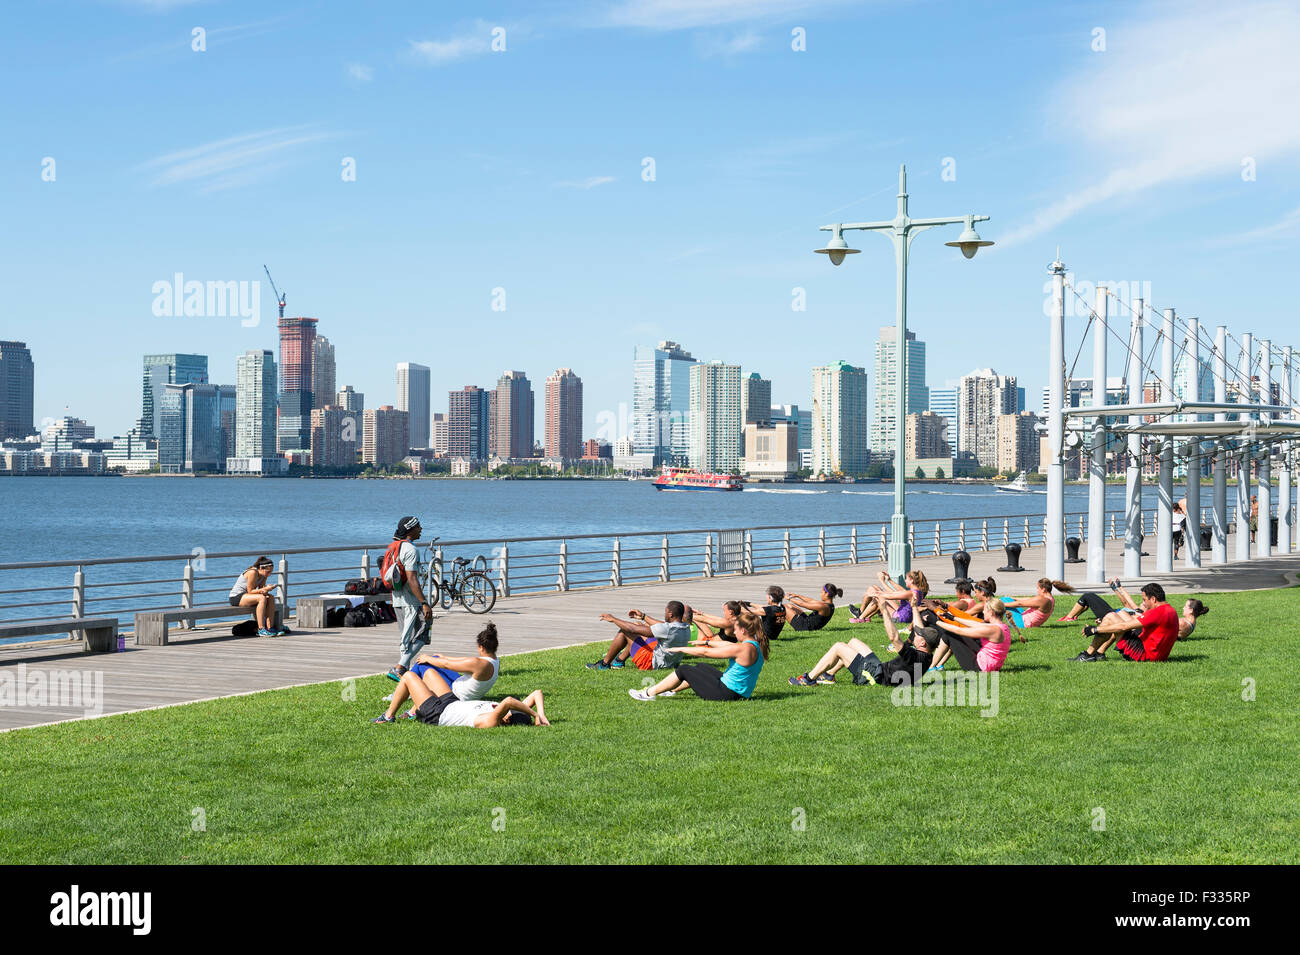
[652,467,744,491]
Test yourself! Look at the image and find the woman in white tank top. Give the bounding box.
[418,621,501,700]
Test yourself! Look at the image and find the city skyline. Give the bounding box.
[6,2,1298,438]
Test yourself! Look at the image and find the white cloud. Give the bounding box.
[1214,204,1300,245]
[603,0,846,30]
[408,20,507,65]
[1002,1,1300,247]
[139,126,335,192]
[697,30,762,56]
[554,176,616,189]
[346,62,374,83]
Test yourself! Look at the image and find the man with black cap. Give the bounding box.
[387,515,433,682]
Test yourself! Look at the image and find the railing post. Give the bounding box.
[557,541,568,592]
[782,530,791,571]
[1024,516,1031,545]
[958,520,966,551]
[278,555,289,624]
[981,520,988,552]
[1003,519,1009,547]
[817,527,826,567]
[744,531,754,575]
[908,523,915,556]
[361,549,371,578]
[849,526,858,564]
[72,566,84,620]
[660,536,670,582]
[498,543,510,598]
[933,522,941,556]
[879,526,887,562]
[704,534,714,578]
[611,537,622,587]
[181,560,195,630]
[1109,513,1116,540]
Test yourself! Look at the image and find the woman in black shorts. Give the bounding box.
[785,583,841,632]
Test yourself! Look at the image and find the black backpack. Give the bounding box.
[232,619,258,637]
[344,609,372,628]
[325,606,349,628]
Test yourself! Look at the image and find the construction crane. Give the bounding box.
[263,265,286,319]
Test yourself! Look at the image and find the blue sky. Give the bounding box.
[3,0,1298,439]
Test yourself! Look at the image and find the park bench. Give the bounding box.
[0,616,119,653]
[295,592,392,629]
[134,603,281,646]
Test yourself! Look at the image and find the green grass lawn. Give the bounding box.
[1,589,1296,864]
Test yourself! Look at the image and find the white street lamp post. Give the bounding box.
[815,165,991,581]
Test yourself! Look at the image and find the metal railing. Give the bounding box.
[0,504,1261,646]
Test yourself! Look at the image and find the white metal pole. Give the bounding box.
[1281,345,1293,553]
[1124,298,1144,578]
[1212,326,1228,564]
[1086,285,1108,583]
[1156,307,1175,573]
[1235,333,1253,561]
[1184,317,1201,568]
[1046,257,1066,581]
[1257,339,1273,557]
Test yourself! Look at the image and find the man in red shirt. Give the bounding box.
[1072,583,1180,662]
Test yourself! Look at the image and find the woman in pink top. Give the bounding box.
[1003,578,1074,629]
[929,598,1012,672]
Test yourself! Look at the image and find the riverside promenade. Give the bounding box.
[2,538,1296,732]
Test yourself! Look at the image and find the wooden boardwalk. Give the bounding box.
[2,539,1295,732]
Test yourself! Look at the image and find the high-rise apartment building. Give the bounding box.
[928,387,958,452]
[431,413,449,455]
[141,353,207,438]
[812,361,870,477]
[336,385,365,449]
[0,341,35,441]
[449,386,491,460]
[234,349,278,461]
[545,368,583,460]
[632,341,697,466]
[311,337,336,412]
[311,405,358,469]
[688,361,742,472]
[396,362,431,449]
[959,369,1018,469]
[872,327,928,456]
[905,411,950,460]
[494,370,534,459]
[277,316,317,451]
[997,411,1040,475]
[363,406,409,467]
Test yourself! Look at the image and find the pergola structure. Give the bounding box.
[1044,257,1300,583]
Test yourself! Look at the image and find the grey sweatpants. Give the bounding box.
[397,602,430,669]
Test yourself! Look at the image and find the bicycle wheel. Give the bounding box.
[459,573,497,614]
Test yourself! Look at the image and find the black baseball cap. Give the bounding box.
[395,516,421,538]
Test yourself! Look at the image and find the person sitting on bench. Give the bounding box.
[586,601,691,670]
[785,584,842,632]
[228,556,285,636]
[378,622,502,716]
[627,607,767,702]
[929,598,1012,673]
[373,666,549,727]
[1071,583,1193,662]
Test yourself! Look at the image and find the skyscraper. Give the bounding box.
[277,316,317,452]
[363,406,409,467]
[545,368,583,460]
[431,413,449,455]
[632,341,697,466]
[235,349,278,461]
[494,370,535,459]
[997,412,1040,475]
[312,337,336,412]
[311,405,357,469]
[928,387,959,453]
[396,362,431,449]
[141,353,207,438]
[959,369,1018,469]
[812,361,870,477]
[688,362,742,472]
[871,327,928,456]
[449,386,491,460]
[0,341,35,441]
[336,385,365,449]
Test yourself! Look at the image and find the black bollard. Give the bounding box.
[944,549,971,584]
[998,542,1027,572]
[1139,532,1149,557]
[1064,536,1084,563]
[1199,527,1212,551]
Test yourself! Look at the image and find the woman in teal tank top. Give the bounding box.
[629,608,769,702]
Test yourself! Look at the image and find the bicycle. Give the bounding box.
[426,546,497,614]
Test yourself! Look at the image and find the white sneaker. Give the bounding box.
[628,688,655,701]
[657,690,676,697]
[382,693,394,702]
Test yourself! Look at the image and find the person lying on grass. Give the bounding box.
[586,600,691,671]
[849,569,928,625]
[381,621,502,709]
[628,608,767,702]
[790,621,938,687]
[784,583,842,632]
[373,666,549,727]
[1000,578,1074,629]
[1070,582,1192,663]
[928,598,1012,673]
[688,586,787,643]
